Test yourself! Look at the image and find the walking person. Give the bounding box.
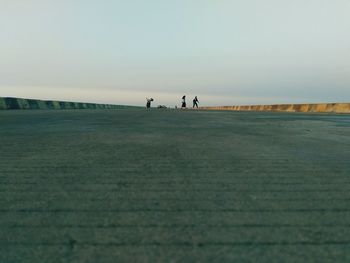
[146,98,154,108]
[181,95,186,108]
[193,96,199,108]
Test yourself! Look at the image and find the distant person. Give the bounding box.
[181,95,186,108]
[146,98,154,108]
[193,96,199,108]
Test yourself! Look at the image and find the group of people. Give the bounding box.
[146,95,199,109]
[181,95,199,108]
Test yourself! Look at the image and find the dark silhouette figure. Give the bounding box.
[193,96,199,108]
[181,95,186,108]
[146,98,154,108]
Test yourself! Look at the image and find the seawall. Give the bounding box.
[0,97,140,110]
[200,103,350,114]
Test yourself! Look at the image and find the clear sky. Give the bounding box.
[1,0,349,107]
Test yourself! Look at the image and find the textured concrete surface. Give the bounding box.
[0,109,349,262]
[0,97,140,110]
[201,103,350,113]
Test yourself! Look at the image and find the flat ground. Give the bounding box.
[0,109,349,262]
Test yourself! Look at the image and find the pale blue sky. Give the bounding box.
[0,0,349,106]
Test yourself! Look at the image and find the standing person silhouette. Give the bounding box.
[146,98,154,108]
[193,96,199,108]
[181,95,186,108]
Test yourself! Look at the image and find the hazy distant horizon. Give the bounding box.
[1,87,349,108]
[1,1,349,107]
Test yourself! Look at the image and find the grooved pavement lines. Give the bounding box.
[0,109,349,262]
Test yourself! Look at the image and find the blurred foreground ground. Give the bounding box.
[0,109,349,262]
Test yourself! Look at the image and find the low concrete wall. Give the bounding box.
[200,103,350,114]
[0,97,140,110]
